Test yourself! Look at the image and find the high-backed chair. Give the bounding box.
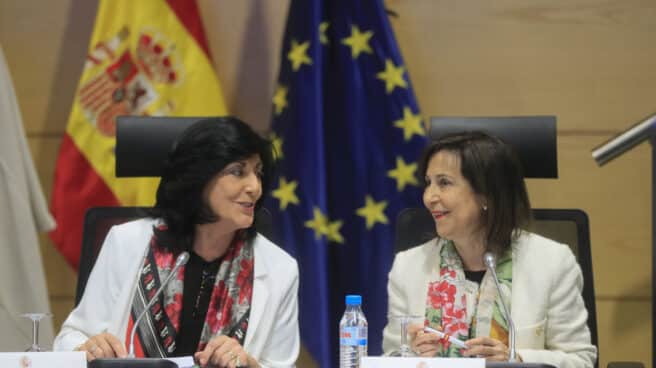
[393,207,598,350]
[75,116,274,306]
[75,207,150,306]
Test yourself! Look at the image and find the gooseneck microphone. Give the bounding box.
[128,251,190,358]
[483,252,517,362]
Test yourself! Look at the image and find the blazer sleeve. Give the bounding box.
[257,259,300,368]
[53,226,127,351]
[517,246,597,368]
[382,252,409,354]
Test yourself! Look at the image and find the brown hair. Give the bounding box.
[418,131,531,256]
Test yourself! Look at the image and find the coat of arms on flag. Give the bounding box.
[51,0,227,269]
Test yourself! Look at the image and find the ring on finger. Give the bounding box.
[88,344,98,353]
[235,355,242,366]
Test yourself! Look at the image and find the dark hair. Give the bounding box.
[418,131,531,256]
[149,116,273,252]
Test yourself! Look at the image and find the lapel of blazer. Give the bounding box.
[244,236,270,350]
[510,233,525,322]
[410,238,443,317]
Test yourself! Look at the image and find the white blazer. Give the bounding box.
[383,231,597,368]
[54,218,300,368]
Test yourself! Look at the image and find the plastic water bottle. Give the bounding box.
[339,294,368,368]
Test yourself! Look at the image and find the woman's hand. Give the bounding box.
[464,336,518,361]
[194,335,258,368]
[408,323,440,357]
[75,332,127,361]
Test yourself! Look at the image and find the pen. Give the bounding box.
[423,326,468,349]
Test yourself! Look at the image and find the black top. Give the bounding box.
[173,251,221,356]
[464,270,486,284]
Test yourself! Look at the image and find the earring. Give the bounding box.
[482,204,488,211]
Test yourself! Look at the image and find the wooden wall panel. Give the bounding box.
[597,299,651,366]
[38,233,76,299]
[527,135,651,298]
[387,0,656,133]
[198,0,290,132]
[49,296,75,337]
[0,0,95,135]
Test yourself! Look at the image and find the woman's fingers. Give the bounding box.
[195,335,247,368]
[464,336,508,361]
[411,329,441,356]
[80,332,126,361]
[93,336,113,358]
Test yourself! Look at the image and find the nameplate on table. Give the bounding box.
[361,356,485,368]
[0,352,85,368]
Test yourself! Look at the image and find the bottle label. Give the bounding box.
[340,326,367,346]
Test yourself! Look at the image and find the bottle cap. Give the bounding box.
[345,294,362,306]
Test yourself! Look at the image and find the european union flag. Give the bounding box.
[266,0,427,366]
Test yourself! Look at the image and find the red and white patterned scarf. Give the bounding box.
[424,239,512,357]
[126,226,254,357]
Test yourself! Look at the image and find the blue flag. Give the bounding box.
[266,1,428,366]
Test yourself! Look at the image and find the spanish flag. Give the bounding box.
[50,0,227,269]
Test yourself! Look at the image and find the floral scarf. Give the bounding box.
[126,226,254,357]
[424,239,512,357]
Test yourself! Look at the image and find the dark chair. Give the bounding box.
[75,207,150,306]
[75,206,274,306]
[393,207,599,357]
[429,116,558,179]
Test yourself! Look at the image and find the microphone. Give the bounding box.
[88,252,189,368]
[483,252,517,362]
[128,251,190,357]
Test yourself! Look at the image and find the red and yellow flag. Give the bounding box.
[50,0,227,269]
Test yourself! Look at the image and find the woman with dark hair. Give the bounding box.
[54,117,299,368]
[382,131,596,368]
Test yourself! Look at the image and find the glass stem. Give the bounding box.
[400,318,410,356]
[32,320,39,350]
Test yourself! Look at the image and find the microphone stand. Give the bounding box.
[128,252,189,357]
[484,252,518,362]
[89,252,190,368]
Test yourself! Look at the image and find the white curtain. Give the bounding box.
[0,44,56,351]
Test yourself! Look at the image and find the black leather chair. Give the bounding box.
[75,206,150,306]
[75,206,273,306]
[394,207,598,351]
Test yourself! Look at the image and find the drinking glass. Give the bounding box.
[386,315,423,357]
[21,313,52,352]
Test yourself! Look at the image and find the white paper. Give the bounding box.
[0,352,86,368]
[361,356,486,368]
[166,355,197,368]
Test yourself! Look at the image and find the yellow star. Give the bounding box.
[356,195,389,229]
[287,39,312,71]
[270,132,283,161]
[305,207,329,239]
[319,21,330,45]
[394,107,425,141]
[376,59,407,94]
[272,85,288,115]
[387,156,418,191]
[326,219,344,244]
[341,25,373,59]
[272,177,299,210]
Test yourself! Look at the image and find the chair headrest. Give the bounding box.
[115,116,214,177]
[429,116,558,178]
